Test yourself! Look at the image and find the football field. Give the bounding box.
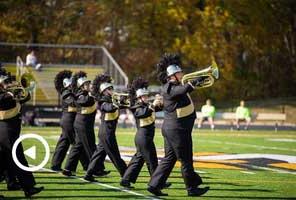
[1,127,295,199]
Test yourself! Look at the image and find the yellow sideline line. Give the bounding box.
[269,163,296,170]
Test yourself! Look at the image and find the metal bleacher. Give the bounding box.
[5,43,129,106]
[0,42,130,126]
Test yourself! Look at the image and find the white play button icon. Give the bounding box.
[24,146,36,160]
[12,133,50,172]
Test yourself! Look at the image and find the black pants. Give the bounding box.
[0,145,17,187]
[51,112,88,170]
[0,117,36,190]
[64,113,104,172]
[0,147,4,179]
[149,118,202,190]
[87,121,127,176]
[4,167,18,187]
[122,127,158,183]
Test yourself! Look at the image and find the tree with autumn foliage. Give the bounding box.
[0,0,295,102]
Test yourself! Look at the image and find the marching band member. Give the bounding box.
[0,68,21,192]
[0,144,4,199]
[120,77,169,189]
[84,73,126,182]
[51,70,88,171]
[63,71,105,176]
[147,53,209,196]
[0,69,43,197]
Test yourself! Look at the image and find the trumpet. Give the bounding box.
[181,60,219,89]
[112,92,131,107]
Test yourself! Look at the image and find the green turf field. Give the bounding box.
[1,127,295,199]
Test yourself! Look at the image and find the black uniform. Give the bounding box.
[0,146,5,181]
[121,102,159,184]
[51,89,88,170]
[0,91,36,191]
[64,90,104,172]
[148,81,203,190]
[86,95,127,177]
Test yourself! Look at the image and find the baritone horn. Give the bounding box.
[181,60,219,88]
[20,72,36,91]
[7,72,36,100]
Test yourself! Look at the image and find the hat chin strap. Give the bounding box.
[169,74,180,84]
[103,89,112,97]
[174,74,178,82]
[138,96,145,104]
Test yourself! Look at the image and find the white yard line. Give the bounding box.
[40,168,159,200]
[240,171,256,174]
[195,170,207,174]
[197,153,296,163]
[267,138,296,142]
[199,139,296,152]
[43,136,60,140]
[239,163,296,175]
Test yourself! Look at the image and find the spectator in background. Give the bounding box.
[197,99,216,130]
[23,110,37,126]
[119,109,129,128]
[235,100,251,130]
[26,49,42,71]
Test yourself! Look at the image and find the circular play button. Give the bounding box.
[12,133,50,172]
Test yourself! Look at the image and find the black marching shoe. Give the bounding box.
[62,170,75,177]
[7,182,21,191]
[51,166,62,172]
[84,174,97,182]
[187,186,210,197]
[120,180,134,189]
[24,186,44,198]
[162,182,172,189]
[147,186,168,196]
[0,175,5,182]
[93,170,111,177]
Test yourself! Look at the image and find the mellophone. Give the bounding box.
[110,60,219,107]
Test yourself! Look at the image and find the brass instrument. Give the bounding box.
[6,72,36,100]
[181,60,219,88]
[20,72,36,91]
[149,94,163,107]
[112,92,130,107]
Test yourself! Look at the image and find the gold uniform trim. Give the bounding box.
[0,103,21,120]
[68,106,77,112]
[104,109,119,121]
[176,94,195,118]
[81,102,97,114]
[139,112,155,127]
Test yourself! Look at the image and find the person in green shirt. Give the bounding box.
[235,100,251,130]
[198,99,216,130]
